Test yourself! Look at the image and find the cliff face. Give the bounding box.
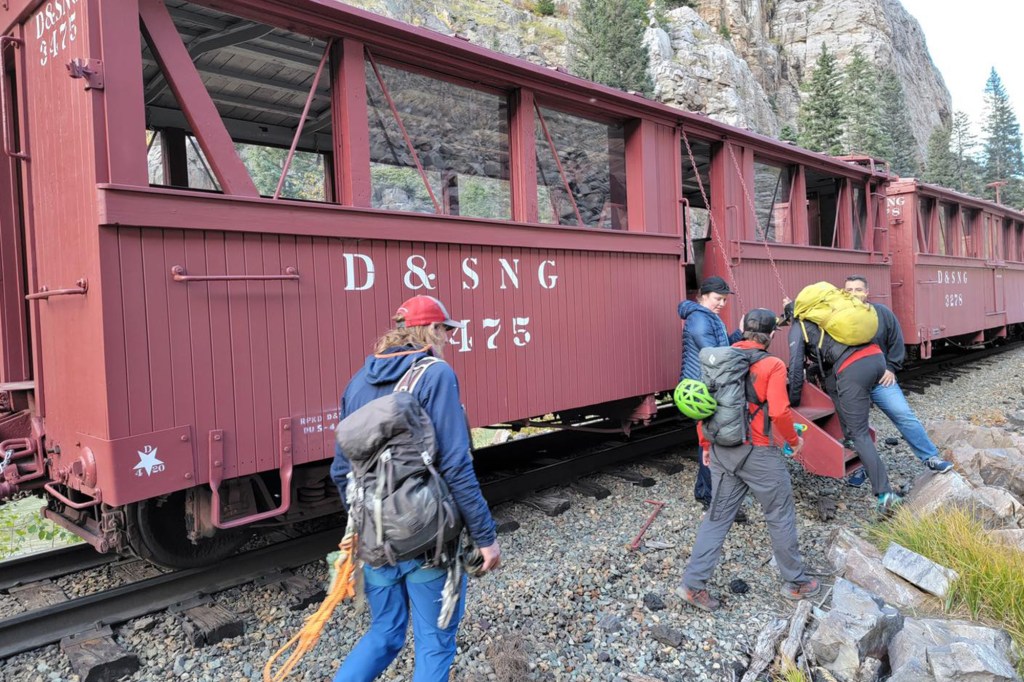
[342,0,951,156]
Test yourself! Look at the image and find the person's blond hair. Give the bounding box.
[372,320,449,357]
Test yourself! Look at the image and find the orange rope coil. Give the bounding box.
[264,529,360,682]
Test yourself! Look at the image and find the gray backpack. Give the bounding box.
[335,358,463,567]
[698,346,770,448]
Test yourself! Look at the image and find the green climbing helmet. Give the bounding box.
[673,379,717,420]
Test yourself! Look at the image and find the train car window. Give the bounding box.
[963,208,983,258]
[938,202,961,256]
[535,107,627,229]
[1015,222,1024,262]
[752,161,792,242]
[234,144,327,201]
[365,61,511,218]
[141,2,333,200]
[852,184,868,250]
[681,137,712,239]
[916,197,932,253]
[147,131,165,186]
[804,169,840,247]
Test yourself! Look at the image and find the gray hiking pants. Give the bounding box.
[682,445,809,590]
[825,354,892,496]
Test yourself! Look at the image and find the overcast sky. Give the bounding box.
[898,0,1021,134]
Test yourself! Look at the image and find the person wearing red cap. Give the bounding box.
[330,295,500,682]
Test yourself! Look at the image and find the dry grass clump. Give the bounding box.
[485,633,529,682]
[870,506,1024,673]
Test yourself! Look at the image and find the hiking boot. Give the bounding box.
[678,586,720,612]
[926,457,953,474]
[845,468,868,488]
[697,497,711,511]
[734,507,748,524]
[877,492,904,516]
[781,579,820,600]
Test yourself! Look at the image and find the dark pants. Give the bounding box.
[826,354,892,496]
[683,445,809,590]
[694,458,713,503]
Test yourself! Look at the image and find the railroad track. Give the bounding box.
[0,527,340,659]
[899,339,1024,392]
[0,543,116,592]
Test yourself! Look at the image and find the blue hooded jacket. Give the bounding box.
[678,300,743,381]
[330,347,497,549]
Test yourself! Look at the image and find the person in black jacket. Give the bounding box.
[787,314,902,513]
[843,276,952,477]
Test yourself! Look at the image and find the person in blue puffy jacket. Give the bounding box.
[330,295,500,682]
[678,276,744,508]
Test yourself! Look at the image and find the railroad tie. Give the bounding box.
[60,625,140,682]
[170,596,244,647]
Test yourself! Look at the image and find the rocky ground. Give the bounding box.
[2,346,1022,682]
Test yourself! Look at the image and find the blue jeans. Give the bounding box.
[870,382,938,463]
[334,560,467,682]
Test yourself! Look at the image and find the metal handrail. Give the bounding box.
[171,265,299,282]
[43,482,102,510]
[26,279,88,300]
[0,35,28,160]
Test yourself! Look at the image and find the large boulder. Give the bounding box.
[807,579,902,680]
[882,544,958,600]
[976,449,1024,500]
[828,530,936,612]
[927,641,1020,681]
[972,486,1024,529]
[905,471,975,518]
[886,659,934,681]
[925,421,1021,451]
[989,529,1024,552]
[889,618,1020,678]
[828,528,882,568]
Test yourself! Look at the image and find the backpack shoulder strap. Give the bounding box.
[394,356,443,394]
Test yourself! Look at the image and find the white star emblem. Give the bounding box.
[134,446,164,476]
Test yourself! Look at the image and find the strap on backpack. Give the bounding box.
[394,356,442,394]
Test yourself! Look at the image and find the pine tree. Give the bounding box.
[950,111,984,196]
[571,0,653,95]
[923,123,956,188]
[981,68,1024,207]
[841,48,885,157]
[796,45,845,155]
[876,71,919,176]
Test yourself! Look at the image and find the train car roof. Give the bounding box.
[890,177,1024,220]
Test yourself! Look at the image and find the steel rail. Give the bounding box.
[478,417,695,506]
[0,528,340,659]
[898,339,1024,387]
[0,544,115,592]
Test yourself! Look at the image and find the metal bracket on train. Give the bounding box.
[66,59,104,91]
[206,419,294,529]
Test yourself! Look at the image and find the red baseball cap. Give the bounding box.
[395,295,466,329]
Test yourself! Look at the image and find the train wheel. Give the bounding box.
[126,491,247,569]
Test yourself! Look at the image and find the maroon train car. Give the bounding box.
[886,178,1024,358]
[1,0,896,565]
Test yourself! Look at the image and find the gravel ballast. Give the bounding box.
[2,346,1022,682]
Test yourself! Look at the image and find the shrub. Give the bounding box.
[534,0,555,16]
